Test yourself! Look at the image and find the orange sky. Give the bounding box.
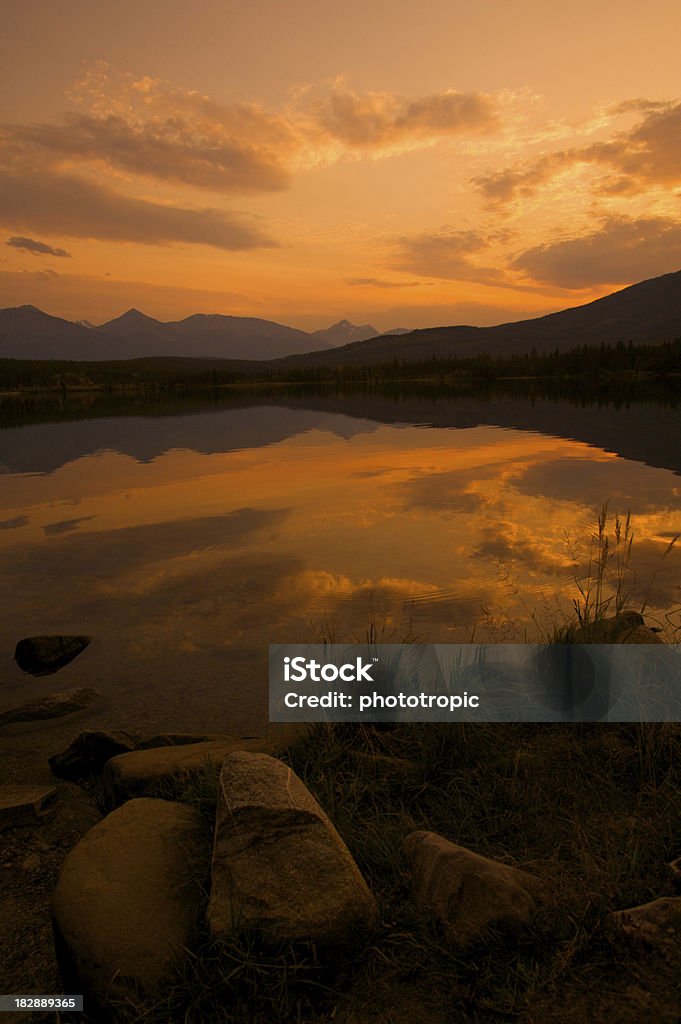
[2,0,681,330]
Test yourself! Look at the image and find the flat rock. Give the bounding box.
[403,830,539,948]
[609,897,681,949]
[51,798,208,1009]
[0,687,99,727]
[14,635,92,675]
[49,730,140,780]
[0,784,57,832]
[208,751,377,947]
[103,736,289,807]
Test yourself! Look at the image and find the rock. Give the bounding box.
[670,857,681,884]
[103,735,295,807]
[403,830,539,948]
[609,897,681,949]
[139,733,219,749]
[21,852,41,872]
[14,635,92,676]
[49,730,140,780]
[0,784,57,832]
[0,687,99,727]
[572,612,663,644]
[51,798,208,1009]
[208,751,377,947]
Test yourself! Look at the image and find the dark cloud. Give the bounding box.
[512,216,681,288]
[43,515,97,536]
[318,88,497,148]
[0,169,277,251]
[345,277,421,288]
[511,457,681,515]
[0,515,29,530]
[396,466,489,514]
[7,236,71,257]
[5,113,291,194]
[389,228,508,283]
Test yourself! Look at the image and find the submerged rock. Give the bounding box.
[0,687,99,726]
[49,730,140,780]
[208,751,377,947]
[0,784,57,831]
[51,798,208,1009]
[14,635,92,676]
[403,830,539,948]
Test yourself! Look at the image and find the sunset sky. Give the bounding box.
[2,0,681,330]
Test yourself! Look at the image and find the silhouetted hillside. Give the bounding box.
[276,269,681,366]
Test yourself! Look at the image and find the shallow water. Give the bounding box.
[1,390,680,735]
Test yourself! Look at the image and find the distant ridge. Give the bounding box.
[1,269,680,362]
[275,269,681,367]
[0,309,376,361]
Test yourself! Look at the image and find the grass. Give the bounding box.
[544,503,680,643]
[117,717,681,1024]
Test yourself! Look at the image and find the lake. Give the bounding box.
[1,387,680,735]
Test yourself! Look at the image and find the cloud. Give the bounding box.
[474,154,567,203]
[512,215,681,288]
[0,169,277,251]
[7,236,71,257]
[315,88,497,150]
[2,64,501,192]
[389,228,509,284]
[5,113,292,195]
[475,99,681,204]
[345,277,421,288]
[0,65,504,253]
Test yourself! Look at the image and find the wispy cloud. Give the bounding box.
[345,277,421,288]
[475,99,681,205]
[7,236,71,257]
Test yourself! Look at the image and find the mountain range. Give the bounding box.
[0,307,404,362]
[0,268,680,364]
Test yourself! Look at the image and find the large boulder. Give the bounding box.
[14,635,92,675]
[0,687,99,727]
[49,730,140,780]
[609,897,681,950]
[103,732,304,807]
[403,830,539,948]
[0,784,57,832]
[51,798,208,1010]
[208,751,377,947]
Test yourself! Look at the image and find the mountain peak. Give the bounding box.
[99,308,165,335]
[312,320,379,346]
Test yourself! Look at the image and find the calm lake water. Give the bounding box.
[1,389,680,735]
